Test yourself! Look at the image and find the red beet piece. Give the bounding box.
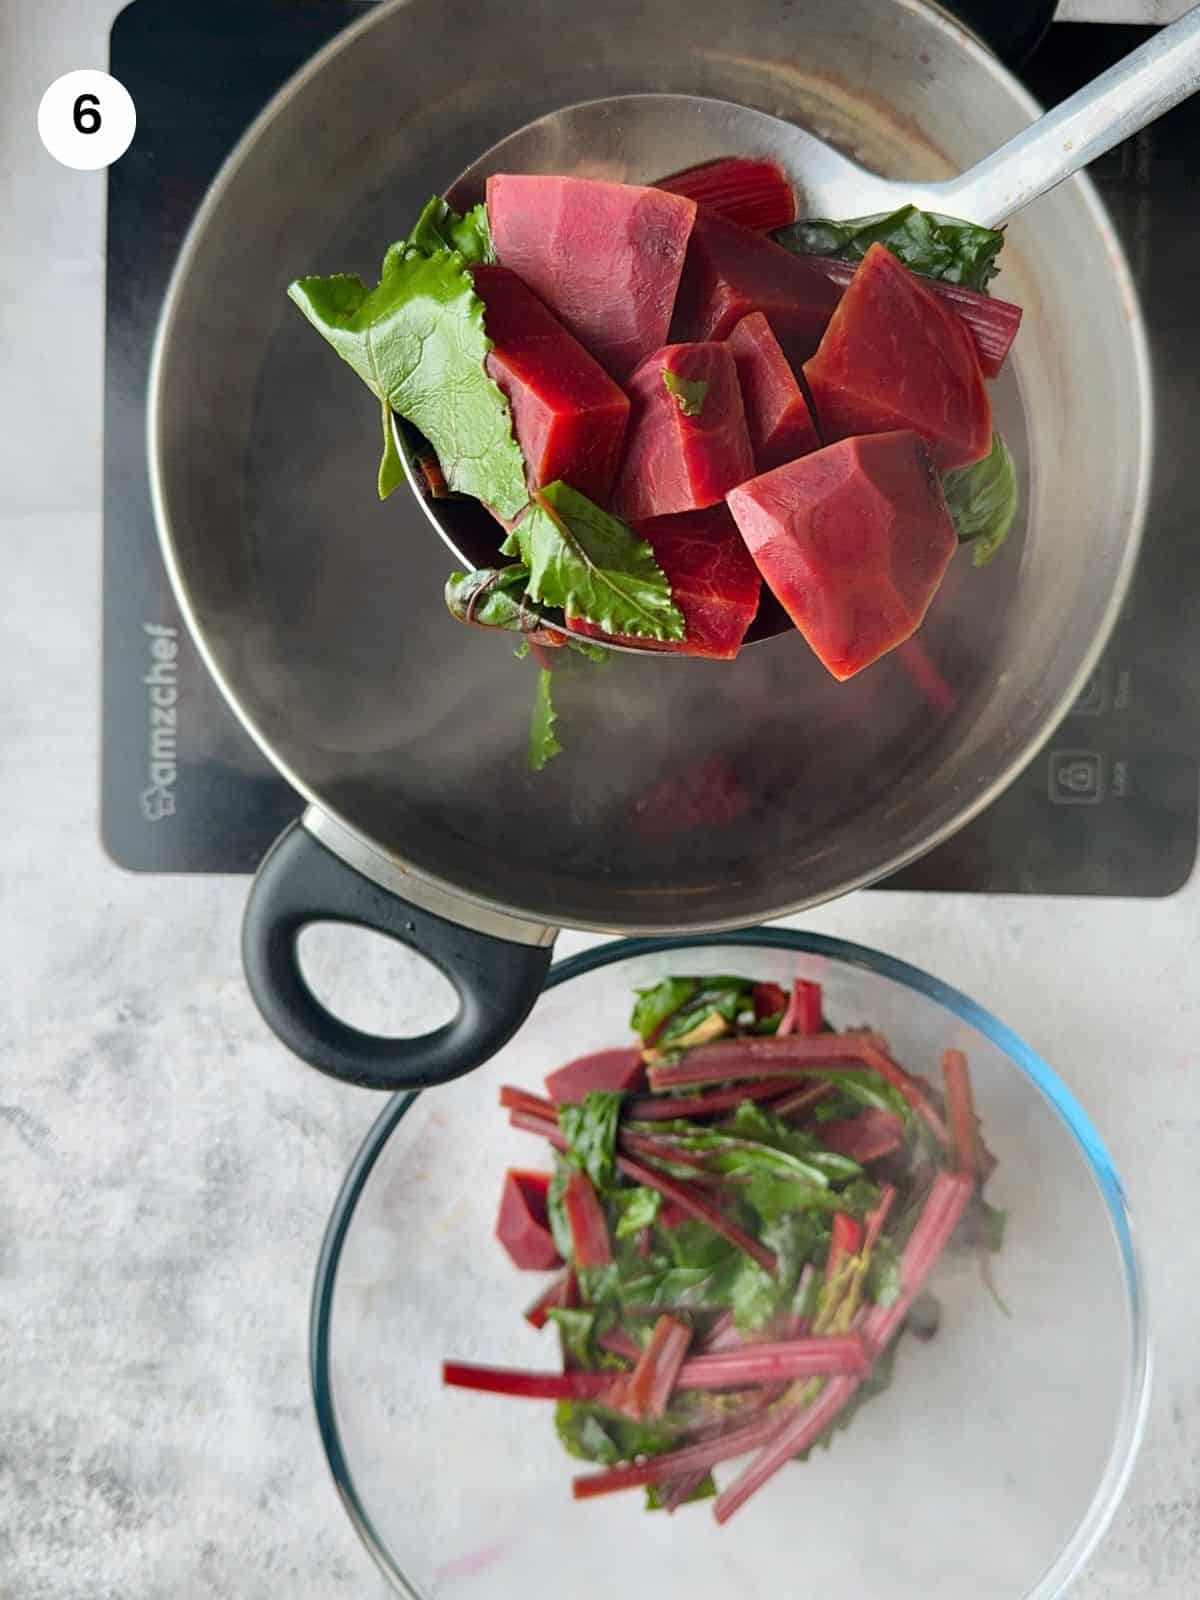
[804,243,992,470]
[826,1211,865,1280]
[495,1169,562,1271]
[487,175,696,380]
[473,264,630,505]
[567,504,760,660]
[725,430,957,680]
[524,1272,572,1329]
[671,208,841,372]
[612,343,754,522]
[545,1048,646,1104]
[728,312,820,473]
[752,981,788,1021]
[655,157,797,232]
[800,253,1022,379]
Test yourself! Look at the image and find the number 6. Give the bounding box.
[73,92,101,135]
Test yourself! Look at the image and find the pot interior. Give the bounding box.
[151,0,1148,931]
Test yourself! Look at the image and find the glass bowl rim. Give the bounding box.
[309,928,1152,1599]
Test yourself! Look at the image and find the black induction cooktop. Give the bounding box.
[101,1,1200,895]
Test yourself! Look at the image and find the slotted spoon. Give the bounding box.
[398,6,1200,651]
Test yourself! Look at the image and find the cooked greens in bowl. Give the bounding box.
[448,967,1005,1524]
[311,932,1148,1598]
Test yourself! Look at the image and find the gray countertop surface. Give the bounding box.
[3,4,1197,1595]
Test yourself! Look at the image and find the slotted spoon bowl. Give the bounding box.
[399,11,1200,652]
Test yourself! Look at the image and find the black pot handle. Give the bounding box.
[241,819,554,1090]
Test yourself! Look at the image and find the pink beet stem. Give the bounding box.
[444,1362,611,1400]
[677,1336,867,1389]
[524,1273,570,1330]
[646,1032,886,1090]
[790,1263,817,1335]
[777,977,824,1037]
[770,1081,834,1120]
[563,1170,613,1268]
[499,1084,558,1119]
[445,1337,862,1408]
[923,277,1024,375]
[597,1325,643,1363]
[616,1151,777,1274]
[861,1170,974,1354]
[619,1129,727,1178]
[941,1049,980,1180]
[712,1375,861,1523]
[659,1467,715,1512]
[862,1183,898,1258]
[508,1107,570,1153]
[712,1170,973,1523]
[633,1315,693,1418]
[826,1212,864,1281]
[856,1041,951,1148]
[625,1079,792,1120]
[572,1408,792,1500]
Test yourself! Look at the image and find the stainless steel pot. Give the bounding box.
[149,0,1151,1091]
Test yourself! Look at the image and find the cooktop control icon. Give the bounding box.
[1048,749,1105,805]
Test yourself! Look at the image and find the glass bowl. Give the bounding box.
[311,931,1150,1599]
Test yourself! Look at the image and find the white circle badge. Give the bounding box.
[38,70,136,171]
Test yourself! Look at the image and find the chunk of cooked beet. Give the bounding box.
[725,430,957,680]
[798,253,1023,379]
[487,175,696,380]
[752,982,788,1021]
[728,312,820,473]
[474,264,630,505]
[567,504,760,659]
[611,343,754,522]
[655,157,797,232]
[803,243,992,470]
[670,208,841,372]
[545,1048,647,1104]
[496,1169,562,1271]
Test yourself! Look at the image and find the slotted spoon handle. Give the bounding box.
[939,4,1200,226]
